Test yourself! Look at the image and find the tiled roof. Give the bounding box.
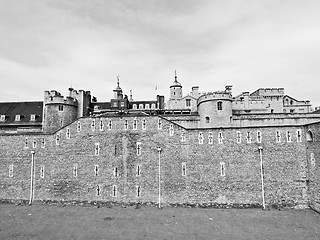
[0,101,43,126]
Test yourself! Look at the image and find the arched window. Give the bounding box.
[133,104,137,109]
[151,103,156,109]
[205,116,210,123]
[145,104,150,109]
[217,101,222,111]
[139,104,144,109]
[306,130,314,142]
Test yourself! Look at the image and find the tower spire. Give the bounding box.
[174,69,177,82]
[117,75,120,88]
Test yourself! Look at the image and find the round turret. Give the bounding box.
[197,91,233,128]
[170,71,182,100]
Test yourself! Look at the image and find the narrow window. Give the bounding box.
[310,153,316,167]
[136,165,141,176]
[181,133,186,142]
[56,133,60,145]
[220,162,225,176]
[114,145,117,156]
[112,185,117,197]
[186,99,191,107]
[236,131,241,144]
[133,118,137,130]
[91,119,95,131]
[58,105,63,111]
[24,137,28,148]
[136,142,141,156]
[9,164,13,178]
[218,132,223,144]
[66,128,71,139]
[108,120,112,130]
[169,124,174,136]
[94,143,100,156]
[276,131,281,142]
[217,101,222,110]
[198,132,204,144]
[142,119,147,130]
[286,131,292,142]
[113,167,118,177]
[182,162,186,176]
[205,116,210,123]
[158,119,162,129]
[77,121,81,132]
[60,119,63,127]
[73,164,78,177]
[208,132,213,144]
[32,138,37,148]
[124,120,128,130]
[296,129,302,142]
[99,119,104,131]
[136,186,141,197]
[30,114,36,121]
[257,131,262,143]
[41,138,45,148]
[40,166,45,179]
[306,130,313,142]
[246,132,251,143]
[94,165,99,176]
[96,185,101,196]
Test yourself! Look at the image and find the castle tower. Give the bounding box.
[111,77,128,109]
[113,76,123,100]
[169,70,182,100]
[42,90,78,133]
[197,87,233,128]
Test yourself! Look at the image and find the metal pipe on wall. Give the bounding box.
[157,147,162,209]
[258,146,266,210]
[29,150,35,205]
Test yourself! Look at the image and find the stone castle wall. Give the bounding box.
[0,115,313,208]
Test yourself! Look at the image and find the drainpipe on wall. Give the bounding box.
[157,147,162,209]
[258,146,266,210]
[29,150,35,205]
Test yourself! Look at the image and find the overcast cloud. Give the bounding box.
[0,0,320,107]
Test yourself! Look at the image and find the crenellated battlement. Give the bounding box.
[44,90,78,106]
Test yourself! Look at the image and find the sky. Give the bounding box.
[0,0,320,107]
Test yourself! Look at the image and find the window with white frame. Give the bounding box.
[220,162,225,176]
[208,132,213,144]
[40,166,45,178]
[73,164,78,177]
[56,133,60,145]
[15,115,21,121]
[236,131,241,144]
[30,114,36,121]
[182,162,186,176]
[246,132,251,143]
[66,128,71,139]
[158,119,162,129]
[198,132,204,144]
[145,104,150,109]
[133,104,137,109]
[94,165,99,176]
[113,166,118,177]
[151,103,156,109]
[9,164,13,178]
[112,185,117,197]
[136,186,141,197]
[286,131,292,142]
[296,129,302,142]
[91,119,95,131]
[24,137,28,148]
[99,119,104,131]
[142,119,146,130]
[136,142,141,156]
[257,131,262,143]
[181,133,186,142]
[32,138,37,148]
[276,131,281,142]
[41,138,45,148]
[136,165,141,176]
[169,124,174,136]
[94,143,100,156]
[0,115,5,122]
[139,104,144,109]
[77,121,81,132]
[133,118,137,130]
[218,132,223,144]
[124,120,129,130]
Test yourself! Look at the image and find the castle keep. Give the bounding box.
[0,74,320,211]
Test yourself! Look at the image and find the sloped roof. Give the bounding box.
[0,101,43,125]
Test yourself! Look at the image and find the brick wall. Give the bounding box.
[0,115,311,208]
